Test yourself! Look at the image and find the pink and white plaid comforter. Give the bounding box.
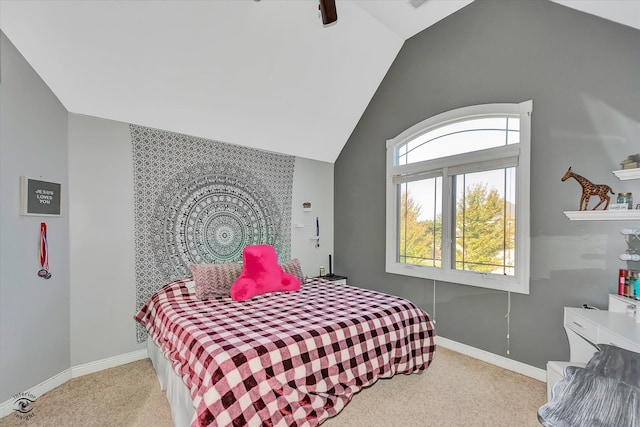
[134,278,436,427]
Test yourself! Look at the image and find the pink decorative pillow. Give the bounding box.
[189,262,243,299]
[230,244,301,301]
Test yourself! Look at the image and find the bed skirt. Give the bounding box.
[147,338,196,427]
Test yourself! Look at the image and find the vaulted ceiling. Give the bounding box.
[1,0,638,162]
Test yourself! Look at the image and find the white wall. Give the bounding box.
[68,114,334,365]
[291,158,334,278]
[68,115,142,365]
[0,33,70,402]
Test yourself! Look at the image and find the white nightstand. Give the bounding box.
[315,275,347,285]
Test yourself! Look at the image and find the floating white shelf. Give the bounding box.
[563,168,640,220]
[613,169,640,181]
[564,210,640,221]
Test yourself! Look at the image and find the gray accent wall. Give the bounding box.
[335,0,640,369]
[0,33,71,402]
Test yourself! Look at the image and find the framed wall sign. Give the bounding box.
[20,176,62,216]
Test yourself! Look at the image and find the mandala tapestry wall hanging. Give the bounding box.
[131,125,295,342]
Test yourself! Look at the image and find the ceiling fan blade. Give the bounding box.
[408,0,429,8]
[319,0,337,25]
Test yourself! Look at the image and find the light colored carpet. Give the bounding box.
[0,347,545,426]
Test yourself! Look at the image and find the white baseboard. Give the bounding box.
[71,348,148,378]
[436,336,547,382]
[0,368,71,418]
[1,348,148,419]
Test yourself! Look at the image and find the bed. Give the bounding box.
[135,277,436,427]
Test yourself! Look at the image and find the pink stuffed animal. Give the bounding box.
[230,244,301,301]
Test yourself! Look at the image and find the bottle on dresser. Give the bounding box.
[619,269,639,299]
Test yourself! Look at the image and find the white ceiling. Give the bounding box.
[1,0,638,163]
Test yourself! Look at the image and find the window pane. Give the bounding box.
[397,116,519,165]
[453,168,516,275]
[398,177,442,267]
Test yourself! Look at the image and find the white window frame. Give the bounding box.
[385,100,532,294]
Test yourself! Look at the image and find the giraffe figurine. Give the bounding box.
[561,167,614,211]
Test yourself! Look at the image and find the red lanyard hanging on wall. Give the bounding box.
[38,222,51,279]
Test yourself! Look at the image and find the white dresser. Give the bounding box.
[546,294,640,400]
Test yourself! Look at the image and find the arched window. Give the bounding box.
[386,100,532,294]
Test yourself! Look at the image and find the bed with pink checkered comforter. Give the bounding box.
[134,277,436,427]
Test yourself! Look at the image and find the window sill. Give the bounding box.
[386,262,529,294]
